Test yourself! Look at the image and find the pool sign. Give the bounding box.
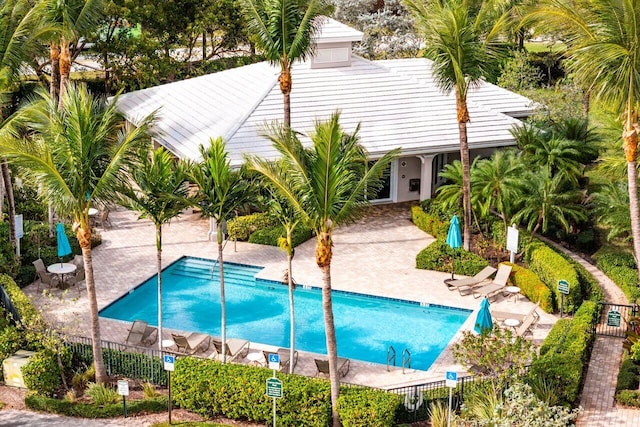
[117,380,129,396]
[268,353,280,370]
[558,280,570,295]
[445,371,457,388]
[266,378,283,398]
[608,310,621,327]
[164,354,175,371]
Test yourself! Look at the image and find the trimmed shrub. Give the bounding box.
[22,350,65,396]
[0,274,43,327]
[529,301,598,406]
[616,390,640,408]
[411,206,449,240]
[227,213,275,241]
[594,247,640,303]
[504,263,553,313]
[249,224,313,248]
[416,240,488,277]
[616,359,640,392]
[337,387,402,427]
[525,241,582,313]
[25,393,168,417]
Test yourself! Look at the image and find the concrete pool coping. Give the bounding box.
[23,203,557,389]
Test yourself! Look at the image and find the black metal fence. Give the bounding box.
[594,302,638,338]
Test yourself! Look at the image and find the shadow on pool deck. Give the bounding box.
[23,203,555,389]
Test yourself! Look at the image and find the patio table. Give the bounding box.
[47,263,77,289]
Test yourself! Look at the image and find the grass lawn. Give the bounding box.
[525,41,566,53]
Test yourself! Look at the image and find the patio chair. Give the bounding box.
[125,320,158,347]
[262,348,299,372]
[472,265,513,302]
[446,266,497,293]
[492,302,541,324]
[72,255,84,271]
[66,268,86,295]
[210,337,250,362]
[315,357,350,378]
[171,332,211,354]
[33,259,59,291]
[515,306,540,338]
[99,209,112,228]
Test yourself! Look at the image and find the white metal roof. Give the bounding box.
[117,56,533,167]
[313,17,364,44]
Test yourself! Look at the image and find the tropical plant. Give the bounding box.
[590,182,632,243]
[520,136,583,185]
[239,0,333,127]
[528,0,640,281]
[247,112,399,427]
[0,84,154,383]
[511,169,586,237]
[0,0,53,248]
[119,147,192,351]
[189,137,252,363]
[403,0,513,250]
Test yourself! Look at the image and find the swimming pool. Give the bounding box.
[100,256,471,371]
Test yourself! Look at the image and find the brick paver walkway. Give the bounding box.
[544,240,640,426]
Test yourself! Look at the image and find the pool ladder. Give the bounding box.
[387,346,412,373]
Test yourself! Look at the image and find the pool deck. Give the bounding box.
[23,203,556,390]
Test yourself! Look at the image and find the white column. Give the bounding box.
[208,218,217,241]
[418,154,435,201]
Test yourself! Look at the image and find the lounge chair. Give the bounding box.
[125,320,158,347]
[263,348,299,372]
[492,302,541,323]
[171,332,211,354]
[33,259,59,291]
[445,266,497,293]
[210,337,250,362]
[515,306,540,337]
[472,265,513,302]
[315,357,350,378]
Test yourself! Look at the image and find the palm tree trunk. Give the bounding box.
[50,42,60,104]
[2,161,15,248]
[156,224,163,351]
[287,230,295,374]
[218,225,227,363]
[78,227,107,383]
[456,94,472,251]
[279,63,292,128]
[59,38,71,110]
[623,120,640,282]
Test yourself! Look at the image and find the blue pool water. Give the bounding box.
[100,257,471,370]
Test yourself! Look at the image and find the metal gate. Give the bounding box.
[594,302,638,338]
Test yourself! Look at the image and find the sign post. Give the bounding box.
[558,280,570,318]
[117,379,129,418]
[506,225,519,263]
[164,354,175,424]
[15,214,23,257]
[445,371,457,427]
[266,353,281,426]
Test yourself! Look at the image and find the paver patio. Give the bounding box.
[23,203,554,389]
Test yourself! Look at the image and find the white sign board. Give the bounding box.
[268,353,280,370]
[164,354,175,372]
[506,225,519,253]
[15,214,23,239]
[445,371,457,388]
[117,380,129,396]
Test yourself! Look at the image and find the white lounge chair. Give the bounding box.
[210,337,250,362]
[125,320,158,347]
[472,265,513,302]
[172,332,211,354]
[446,266,497,294]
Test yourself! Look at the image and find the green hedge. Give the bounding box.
[22,349,72,396]
[410,205,449,240]
[337,387,402,427]
[505,263,553,313]
[172,357,401,426]
[616,358,640,392]
[616,390,640,408]
[593,247,640,303]
[529,301,598,406]
[25,394,168,417]
[416,240,488,277]
[227,213,275,241]
[0,274,43,327]
[248,224,313,248]
[525,242,582,313]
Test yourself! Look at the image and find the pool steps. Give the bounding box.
[169,257,263,286]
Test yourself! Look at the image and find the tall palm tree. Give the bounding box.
[120,147,192,351]
[403,0,512,250]
[0,0,52,248]
[0,84,154,383]
[247,112,399,427]
[189,137,251,363]
[43,0,103,107]
[528,0,640,280]
[239,0,333,127]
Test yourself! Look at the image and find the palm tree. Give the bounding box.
[511,169,586,237]
[43,0,103,107]
[0,0,52,248]
[189,137,251,363]
[239,0,333,127]
[590,182,633,243]
[404,0,512,250]
[520,137,583,185]
[528,0,640,280]
[0,84,154,383]
[247,112,399,427]
[119,147,192,351]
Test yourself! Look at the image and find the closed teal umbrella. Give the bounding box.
[56,222,72,264]
[446,215,463,279]
[474,297,493,334]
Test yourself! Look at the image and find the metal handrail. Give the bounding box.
[386,345,396,371]
[402,348,411,373]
